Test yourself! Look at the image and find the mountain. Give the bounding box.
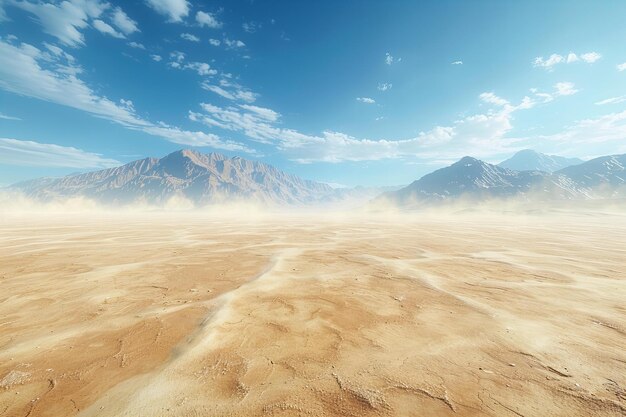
[378,154,626,207]
[498,149,583,172]
[10,149,335,206]
[556,154,626,194]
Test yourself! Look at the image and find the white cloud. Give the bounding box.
[119,98,134,111]
[145,0,189,23]
[14,0,109,47]
[595,96,626,106]
[242,22,260,33]
[377,83,392,92]
[166,51,216,76]
[356,97,375,104]
[239,104,279,122]
[534,51,601,70]
[617,62,626,72]
[188,93,535,163]
[196,11,221,28]
[540,110,626,145]
[479,92,509,106]
[554,81,578,96]
[93,19,125,38]
[533,54,563,70]
[385,52,394,65]
[0,138,120,168]
[0,38,253,152]
[111,7,139,35]
[170,50,185,62]
[451,60,463,65]
[208,38,221,46]
[184,62,216,76]
[201,80,258,103]
[580,52,601,63]
[151,54,162,61]
[530,82,578,103]
[128,41,145,49]
[180,32,199,42]
[223,38,245,49]
[0,112,21,121]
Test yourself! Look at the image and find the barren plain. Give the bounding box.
[0,211,625,416]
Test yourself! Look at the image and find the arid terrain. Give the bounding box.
[0,211,625,417]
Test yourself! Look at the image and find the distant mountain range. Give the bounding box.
[8,149,396,207]
[498,149,583,172]
[381,152,626,207]
[7,149,626,208]
[11,150,336,206]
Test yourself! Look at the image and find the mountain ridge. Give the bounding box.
[498,149,583,172]
[10,149,335,206]
[380,152,625,207]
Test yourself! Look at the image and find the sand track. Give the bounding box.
[0,213,625,416]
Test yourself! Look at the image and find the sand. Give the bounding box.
[0,212,625,416]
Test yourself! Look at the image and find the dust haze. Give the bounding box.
[1,196,625,417]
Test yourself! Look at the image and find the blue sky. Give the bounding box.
[1,0,626,187]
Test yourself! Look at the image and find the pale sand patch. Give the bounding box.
[0,213,624,416]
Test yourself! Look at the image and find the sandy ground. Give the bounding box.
[0,212,625,417]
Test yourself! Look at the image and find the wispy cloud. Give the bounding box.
[13,0,111,47]
[223,38,245,49]
[209,38,221,46]
[540,110,626,145]
[180,33,199,42]
[356,97,375,104]
[530,82,579,103]
[196,11,222,28]
[0,38,252,152]
[554,81,578,96]
[201,79,258,103]
[0,138,120,168]
[385,52,397,65]
[111,7,139,35]
[242,21,260,33]
[166,51,216,75]
[128,41,145,49]
[188,93,537,163]
[377,83,392,92]
[93,19,125,38]
[146,0,189,23]
[184,62,216,76]
[595,96,626,105]
[617,62,626,72]
[533,51,601,70]
[151,54,162,62]
[451,60,463,65]
[0,112,21,121]
[239,104,279,122]
[479,92,509,106]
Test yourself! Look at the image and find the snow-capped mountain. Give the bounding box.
[380,154,626,207]
[498,149,583,172]
[10,149,335,206]
[556,154,626,189]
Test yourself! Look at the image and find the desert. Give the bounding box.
[1,210,625,417]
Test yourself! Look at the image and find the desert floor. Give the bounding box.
[0,212,625,417]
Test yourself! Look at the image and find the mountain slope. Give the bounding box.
[11,149,334,206]
[380,156,586,206]
[557,154,626,191]
[498,149,583,172]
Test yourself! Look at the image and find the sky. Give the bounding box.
[1,0,626,187]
